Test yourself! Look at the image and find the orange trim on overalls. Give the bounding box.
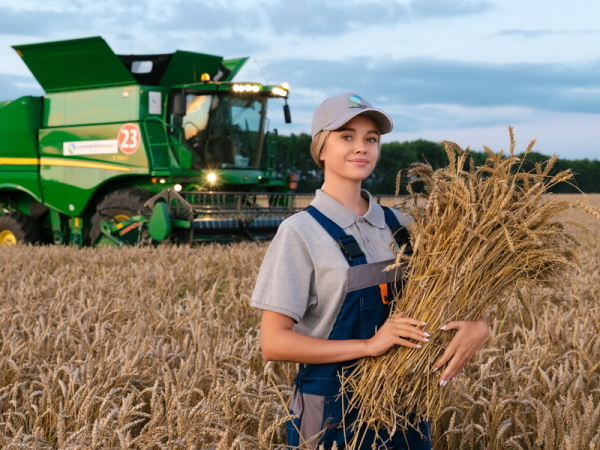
[379,283,389,304]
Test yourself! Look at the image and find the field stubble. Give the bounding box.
[0,194,599,449]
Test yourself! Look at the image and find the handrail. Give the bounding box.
[142,116,188,170]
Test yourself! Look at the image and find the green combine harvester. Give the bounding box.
[0,36,305,246]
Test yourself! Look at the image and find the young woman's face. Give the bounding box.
[319,114,380,184]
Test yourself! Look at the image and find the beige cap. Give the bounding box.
[311,93,393,138]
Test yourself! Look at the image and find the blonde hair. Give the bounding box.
[310,130,330,170]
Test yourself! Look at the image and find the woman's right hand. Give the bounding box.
[366,313,430,357]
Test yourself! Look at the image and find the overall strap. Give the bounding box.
[305,206,367,266]
[381,206,411,252]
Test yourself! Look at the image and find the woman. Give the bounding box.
[251,93,489,449]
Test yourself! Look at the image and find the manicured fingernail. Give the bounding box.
[415,345,422,349]
[424,332,431,337]
[421,322,427,326]
[439,380,447,387]
[440,325,448,330]
[422,338,429,342]
[432,367,438,373]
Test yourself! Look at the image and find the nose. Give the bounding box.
[354,143,367,153]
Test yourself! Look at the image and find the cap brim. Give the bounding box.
[322,108,393,135]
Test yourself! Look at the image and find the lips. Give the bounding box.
[348,159,370,165]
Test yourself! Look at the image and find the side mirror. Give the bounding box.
[173,94,186,116]
[283,103,292,124]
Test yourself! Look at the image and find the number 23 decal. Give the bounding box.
[118,123,141,155]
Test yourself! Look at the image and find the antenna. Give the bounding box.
[252,57,269,85]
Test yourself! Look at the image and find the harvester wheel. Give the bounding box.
[0,212,41,246]
[90,189,152,245]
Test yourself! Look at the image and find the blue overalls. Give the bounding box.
[286,205,431,450]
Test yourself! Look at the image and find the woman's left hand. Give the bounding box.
[432,318,490,386]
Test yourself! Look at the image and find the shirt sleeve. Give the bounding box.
[250,220,314,322]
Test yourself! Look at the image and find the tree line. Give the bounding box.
[273,133,600,194]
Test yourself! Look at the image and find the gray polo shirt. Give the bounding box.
[251,189,412,340]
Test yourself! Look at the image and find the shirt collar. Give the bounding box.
[310,189,386,230]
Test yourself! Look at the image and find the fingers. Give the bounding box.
[386,322,430,343]
[392,313,427,328]
[434,320,487,385]
[433,322,463,385]
[396,338,424,349]
[384,314,430,345]
[432,343,455,374]
[439,354,467,385]
[432,323,460,371]
[439,320,462,331]
[434,343,469,385]
[368,316,430,356]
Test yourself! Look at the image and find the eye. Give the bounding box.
[341,134,352,141]
[367,136,379,143]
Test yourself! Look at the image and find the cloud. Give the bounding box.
[0,3,166,42]
[153,1,263,34]
[0,2,148,37]
[259,0,492,36]
[134,0,492,37]
[264,1,409,36]
[409,0,492,19]
[0,0,494,59]
[265,57,600,117]
[263,55,600,151]
[493,29,557,39]
[0,73,43,100]
[390,111,600,160]
[0,8,57,36]
[493,29,600,39]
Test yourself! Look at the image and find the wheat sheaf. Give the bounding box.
[341,128,600,444]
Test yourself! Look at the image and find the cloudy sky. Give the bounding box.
[1,0,599,159]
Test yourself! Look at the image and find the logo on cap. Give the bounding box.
[348,94,367,110]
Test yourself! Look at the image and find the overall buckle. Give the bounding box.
[337,235,364,262]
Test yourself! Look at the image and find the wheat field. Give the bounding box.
[0,194,599,449]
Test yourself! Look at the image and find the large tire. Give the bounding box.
[0,212,41,246]
[90,189,152,245]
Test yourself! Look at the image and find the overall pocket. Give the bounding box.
[359,285,391,339]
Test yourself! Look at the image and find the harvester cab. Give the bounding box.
[0,36,305,246]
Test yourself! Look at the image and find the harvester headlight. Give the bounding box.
[272,87,288,97]
[174,184,183,192]
[159,178,166,184]
[232,83,261,93]
[207,173,217,183]
[281,82,290,90]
